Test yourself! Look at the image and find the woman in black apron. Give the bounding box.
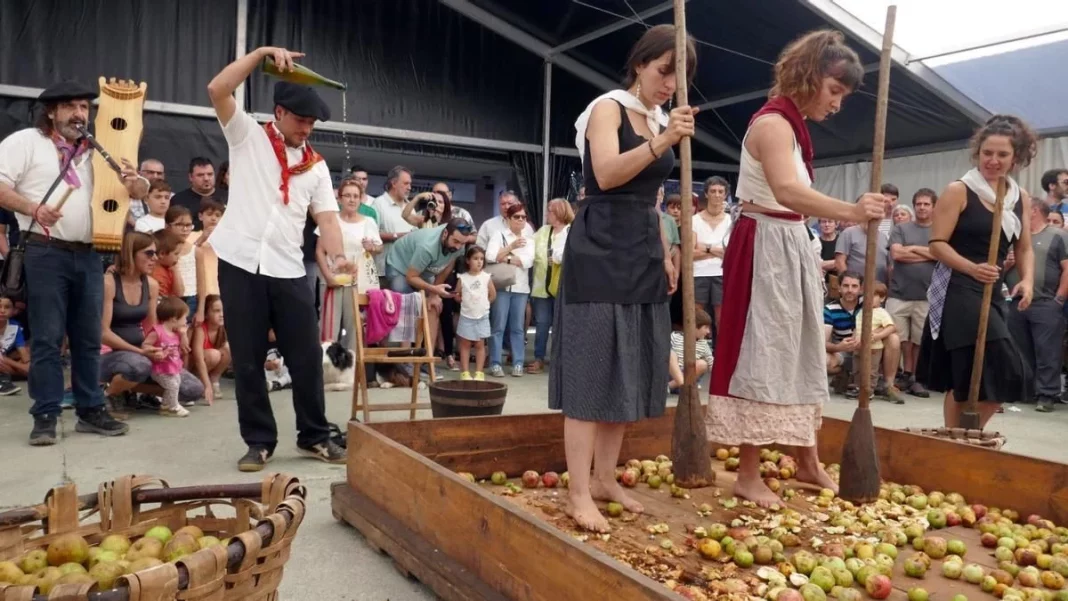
[549,24,696,533]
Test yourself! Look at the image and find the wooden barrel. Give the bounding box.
[429,380,508,418]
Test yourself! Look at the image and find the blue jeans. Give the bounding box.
[25,242,105,417]
[489,291,528,368]
[530,296,554,361]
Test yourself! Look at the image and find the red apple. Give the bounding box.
[620,469,639,487]
[1028,514,1043,526]
[946,511,962,527]
[972,504,988,519]
[521,470,540,488]
[541,472,559,488]
[981,533,999,548]
[865,574,892,599]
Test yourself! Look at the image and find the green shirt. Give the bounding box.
[358,203,378,223]
[661,214,680,247]
[385,224,462,278]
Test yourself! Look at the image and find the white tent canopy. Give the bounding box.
[815,135,1068,204]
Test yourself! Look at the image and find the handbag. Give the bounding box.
[546,227,565,297]
[485,233,517,289]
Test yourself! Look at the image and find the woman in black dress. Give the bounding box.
[917,115,1036,428]
[549,24,696,532]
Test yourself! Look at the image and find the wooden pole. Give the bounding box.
[962,177,1007,430]
[839,5,895,504]
[670,0,713,488]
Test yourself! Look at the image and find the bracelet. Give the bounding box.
[647,139,660,159]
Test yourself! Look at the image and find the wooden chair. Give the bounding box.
[350,290,436,422]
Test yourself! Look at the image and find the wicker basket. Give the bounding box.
[0,473,306,601]
[900,427,1007,450]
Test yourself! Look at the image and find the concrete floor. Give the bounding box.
[2,371,1067,600]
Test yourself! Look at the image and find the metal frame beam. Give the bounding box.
[798,0,991,125]
[440,0,740,161]
[0,84,545,153]
[910,24,1068,64]
[696,63,879,111]
[541,61,552,219]
[549,0,680,55]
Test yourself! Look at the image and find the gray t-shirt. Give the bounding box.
[888,222,935,301]
[1006,226,1068,302]
[835,225,889,284]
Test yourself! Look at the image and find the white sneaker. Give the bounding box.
[160,405,190,418]
[488,365,505,378]
[511,364,524,377]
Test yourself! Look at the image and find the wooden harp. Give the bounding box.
[90,77,147,251]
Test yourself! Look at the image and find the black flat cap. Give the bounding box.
[38,80,97,103]
[273,81,331,121]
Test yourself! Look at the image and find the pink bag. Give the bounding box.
[364,289,401,345]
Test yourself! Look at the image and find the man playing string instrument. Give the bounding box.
[0,81,149,445]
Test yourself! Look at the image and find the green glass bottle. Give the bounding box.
[262,57,347,91]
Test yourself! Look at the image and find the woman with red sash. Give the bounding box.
[707,30,885,506]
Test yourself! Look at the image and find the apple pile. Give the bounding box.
[0,525,228,594]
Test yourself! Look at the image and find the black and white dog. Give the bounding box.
[322,341,356,391]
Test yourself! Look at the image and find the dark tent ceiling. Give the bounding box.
[455,0,991,166]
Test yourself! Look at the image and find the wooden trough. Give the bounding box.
[331,410,1068,601]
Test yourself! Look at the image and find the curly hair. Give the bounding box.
[969,114,1038,169]
[770,30,863,108]
[622,24,697,89]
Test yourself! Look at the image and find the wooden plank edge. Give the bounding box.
[346,422,679,601]
[330,481,507,601]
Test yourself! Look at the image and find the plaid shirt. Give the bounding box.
[926,262,951,339]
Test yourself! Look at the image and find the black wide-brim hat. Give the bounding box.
[38,80,97,103]
[273,81,331,121]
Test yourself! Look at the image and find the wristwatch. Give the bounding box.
[706,244,712,254]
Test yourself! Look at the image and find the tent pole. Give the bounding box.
[541,61,552,222]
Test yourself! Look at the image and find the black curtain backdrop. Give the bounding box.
[246,0,547,143]
[0,0,237,107]
[549,154,582,203]
[508,152,542,227]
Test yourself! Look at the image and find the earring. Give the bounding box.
[635,82,642,98]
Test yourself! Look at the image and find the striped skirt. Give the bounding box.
[706,212,826,447]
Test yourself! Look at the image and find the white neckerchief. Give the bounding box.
[960,168,1022,241]
[574,89,668,162]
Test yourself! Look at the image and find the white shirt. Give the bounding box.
[476,215,534,251]
[315,216,382,262]
[371,191,414,275]
[135,214,166,233]
[692,213,731,277]
[210,111,338,278]
[458,271,491,319]
[0,128,95,243]
[486,228,535,294]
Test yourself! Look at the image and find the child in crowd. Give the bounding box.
[142,296,190,417]
[854,281,904,404]
[455,246,496,381]
[135,181,171,233]
[194,199,225,325]
[668,307,714,392]
[0,294,28,394]
[151,230,185,298]
[191,294,230,404]
[164,206,198,319]
[265,329,291,391]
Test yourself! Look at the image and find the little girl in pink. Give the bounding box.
[143,296,191,417]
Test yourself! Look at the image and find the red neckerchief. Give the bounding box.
[263,122,323,205]
[749,96,815,182]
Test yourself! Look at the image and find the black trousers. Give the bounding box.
[219,260,330,451]
[1008,298,1065,400]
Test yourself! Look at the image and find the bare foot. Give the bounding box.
[590,479,645,514]
[733,476,780,508]
[796,465,839,495]
[564,492,610,533]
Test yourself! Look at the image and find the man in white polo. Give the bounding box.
[207,46,352,472]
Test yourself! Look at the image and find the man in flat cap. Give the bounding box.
[0,80,147,446]
[208,46,351,471]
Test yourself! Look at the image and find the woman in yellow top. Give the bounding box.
[527,199,573,373]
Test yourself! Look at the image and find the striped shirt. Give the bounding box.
[824,300,861,343]
[670,331,713,366]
